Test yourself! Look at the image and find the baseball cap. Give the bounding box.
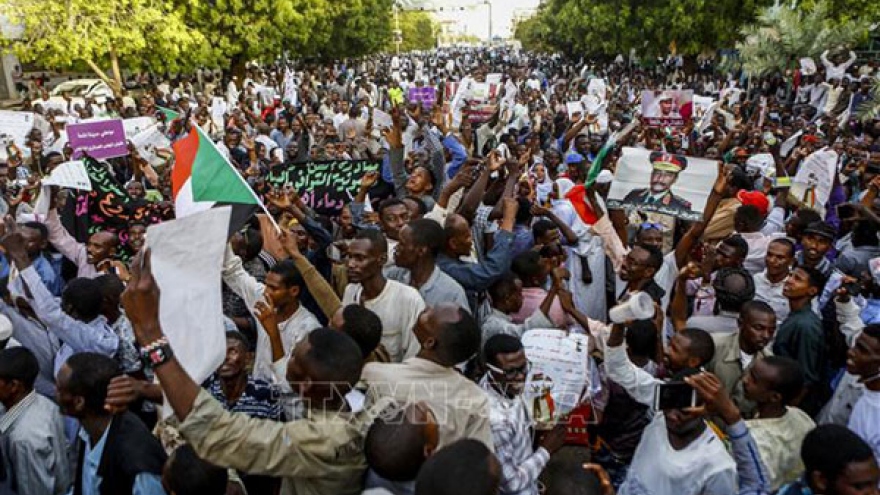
[565,153,585,165]
[803,221,837,240]
[736,190,770,217]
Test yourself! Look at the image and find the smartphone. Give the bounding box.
[654,382,697,411]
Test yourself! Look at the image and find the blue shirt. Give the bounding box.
[77,422,165,495]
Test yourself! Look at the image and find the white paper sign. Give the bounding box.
[566,101,584,118]
[0,110,35,149]
[587,78,607,101]
[789,148,838,215]
[147,207,231,419]
[123,117,156,139]
[41,160,92,190]
[522,329,591,418]
[130,124,172,166]
[372,108,394,129]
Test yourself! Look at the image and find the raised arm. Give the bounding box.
[6,235,118,356]
[43,208,88,268]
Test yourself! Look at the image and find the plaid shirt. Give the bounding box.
[480,376,550,495]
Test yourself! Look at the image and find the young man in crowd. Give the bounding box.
[0,347,71,495]
[342,229,425,362]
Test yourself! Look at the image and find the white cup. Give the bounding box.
[609,291,655,323]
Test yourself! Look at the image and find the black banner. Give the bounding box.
[63,157,163,259]
[267,160,381,216]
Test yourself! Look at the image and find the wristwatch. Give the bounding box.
[141,336,174,368]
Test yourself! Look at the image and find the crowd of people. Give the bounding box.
[1,45,880,495]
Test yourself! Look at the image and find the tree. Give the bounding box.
[0,0,206,96]
[736,0,873,76]
[174,0,330,77]
[513,15,553,53]
[305,0,394,60]
[518,0,774,59]
[394,11,437,52]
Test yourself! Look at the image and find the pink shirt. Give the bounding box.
[510,287,568,328]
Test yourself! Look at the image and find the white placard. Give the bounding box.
[123,117,156,139]
[147,207,231,419]
[41,160,92,190]
[789,148,838,216]
[130,123,172,166]
[566,101,584,119]
[485,73,503,86]
[522,329,591,419]
[0,110,35,149]
[372,108,394,129]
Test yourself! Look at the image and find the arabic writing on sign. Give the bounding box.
[267,160,381,215]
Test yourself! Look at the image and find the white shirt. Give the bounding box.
[738,231,769,275]
[221,247,320,380]
[620,414,737,495]
[848,389,880,466]
[343,280,425,362]
[753,270,790,324]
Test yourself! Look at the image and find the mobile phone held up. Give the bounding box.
[654,382,697,411]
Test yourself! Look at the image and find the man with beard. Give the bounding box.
[480,334,566,495]
[622,152,693,214]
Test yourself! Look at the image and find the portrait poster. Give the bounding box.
[640,89,693,128]
[607,147,716,221]
[788,148,838,216]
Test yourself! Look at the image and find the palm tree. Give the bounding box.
[736,0,872,77]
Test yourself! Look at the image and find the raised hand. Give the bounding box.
[121,249,163,344]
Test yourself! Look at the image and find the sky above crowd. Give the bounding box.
[398,0,541,39]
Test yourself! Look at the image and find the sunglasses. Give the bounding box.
[486,361,532,379]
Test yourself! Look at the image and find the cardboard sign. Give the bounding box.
[607,147,716,221]
[266,160,381,215]
[66,119,128,159]
[641,90,693,128]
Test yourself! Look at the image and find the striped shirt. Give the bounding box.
[203,374,282,421]
[480,376,549,495]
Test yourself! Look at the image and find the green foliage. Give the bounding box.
[175,0,328,72]
[394,11,438,52]
[0,0,206,85]
[303,0,394,60]
[518,0,774,59]
[736,0,873,76]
